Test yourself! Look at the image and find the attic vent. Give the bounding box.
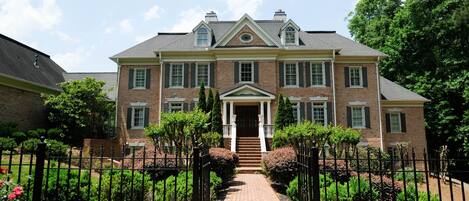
[33,54,39,68]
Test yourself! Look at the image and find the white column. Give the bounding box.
[222,101,227,125]
[230,101,236,152]
[259,101,266,152]
[267,101,272,124]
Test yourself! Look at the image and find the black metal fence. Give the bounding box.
[296,146,469,201]
[0,139,211,201]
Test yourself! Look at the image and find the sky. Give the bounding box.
[0,0,359,72]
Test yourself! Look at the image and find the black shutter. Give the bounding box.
[210,62,215,87]
[234,62,239,83]
[365,107,371,128]
[362,67,368,87]
[279,62,284,87]
[346,106,352,127]
[306,102,312,121]
[299,102,305,122]
[400,113,406,133]
[164,63,170,88]
[191,63,196,87]
[298,62,304,87]
[183,103,189,111]
[327,102,333,125]
[325,62,331,87]
[305,62,311,87]
[126,108,132,129]
[145,69,151,89]
[385,113,391,133]
[128,68,134,89]
[344,67,350,87]
[183,64,189,88]
[144,107,149,127]
[254,62,259,83]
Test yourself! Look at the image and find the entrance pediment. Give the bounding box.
[220,84,275,100]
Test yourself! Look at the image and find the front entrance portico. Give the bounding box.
[220,84,275,153]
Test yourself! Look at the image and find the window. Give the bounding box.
[240,62,253,82]
[349,67,362,87]
[196,63,209,86]
[240,33,253,43]
[284,63,298,86]
[285,26,296,44]
[196,27,209,46]
[311,63,325,86]
[292,102,300,123]
[351,106,365,128]
[131,107,145,129]
[169,102,183,112]
[133,68,146,88]
[312,102,327,126]
[389,113,402,133]
[170,64,184,87]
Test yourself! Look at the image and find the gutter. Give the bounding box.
[332,49,337,125]
[158,51,163,123]
[376,56,384,150]
[0,72,62,94]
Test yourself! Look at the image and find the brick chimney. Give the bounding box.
[205,11,218,22]
[273,9,287,21]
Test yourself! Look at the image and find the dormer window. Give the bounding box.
[280,20,300,46]
[196,27,209,46]
[285,27,296,44]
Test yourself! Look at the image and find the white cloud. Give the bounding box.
[169,7,206,32]
[104,26,114,34]
[119,19,134,33]
[0,0,62,39]
[144,5,162,21]
[52,47,94,72]
[53,31,79,43]
[225,0,263,18]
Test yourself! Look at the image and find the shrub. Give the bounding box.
[91,170,152,201]
[47,128,64,140]
[322,176,379,201]
[262,146,297,186]
[22,138,41,153]
[395,168,425,184]
[201,132,221,148]
[155,171,222,201]
[209,148,238,182]
[11,131,27,144]
[36,169,91,201]
[287,174,334,201]
[0,121,18,137]
[26,130,40,139]
[0,137,17,150]
[123,146,177,181]
[349,146,391,173]
[397,186,439,201]
[45,139,68,159]
[271,129,289,149]
[319,160,352,182]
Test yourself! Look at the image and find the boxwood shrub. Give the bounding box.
[261,146,297,186]
[0,137,17,150]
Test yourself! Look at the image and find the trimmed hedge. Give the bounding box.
[262,146,297,186]
[209,148,238,183]
[0,137,17,150]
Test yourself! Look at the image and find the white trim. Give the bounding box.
[195,63,210,87]
[387,108,402,112]
[389,112,402,133]
[132,68,147,89]
[194,22,212,47]
[278,57,333,61]
[349,66,363,87]
[162,58,216,62]
[310,62,326,87]
[158,59,163,123]
[348,101,367,106]
[168,102,184,113]
[238,61,255,83]
[311,101,327,126]
[351,106,366,129]
[284,61,299,87]
[165,97,186,102]
[220,85,276,100]
[309,96,328,101]
[216,56,277,61]
[376,59,384,150]
[130,102,148,107]
[389,142,409,146]
[292,102,301,123]
[288,96,302,101]
[332,50,337,126]
[169,63,184,88]
[130,107,145,130]
[239,33,254,43]
[280,20,300,46]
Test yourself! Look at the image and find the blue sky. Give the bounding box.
[0,0,358,72]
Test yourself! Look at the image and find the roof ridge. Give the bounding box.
[0,33,50,57]
[305,31,336,33]
[64,72,117,74]
[158,32,188,35]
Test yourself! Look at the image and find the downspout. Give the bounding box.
[114,58,124,144]
[158,51,163,123]
[376,56,384,150]
[331,50,337,125]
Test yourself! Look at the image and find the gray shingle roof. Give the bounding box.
[0,34,65,91]
[63,72,117,100]
[112,18,386,58]
[380,76,429,102]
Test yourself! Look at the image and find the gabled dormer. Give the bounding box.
[193,21,212,47]
[280,19,300,46]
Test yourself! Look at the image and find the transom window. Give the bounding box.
[169,102,183,112]
[133,68,146,88]
[132,107,145,129]
[349,67,362,87]
[390,113,402,133]
[312,102,327,126]
[311,63,324,86]
[240,62,253,82]
[285,26,296,44]
[285,63,298,86]
[351,106,365,128]
[197,27,209,46]
[196,63,209,86]
[170,64,184,87]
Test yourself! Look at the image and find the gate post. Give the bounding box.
[32,137,46,201]
[192,147,200,201]
[311,147,320,201]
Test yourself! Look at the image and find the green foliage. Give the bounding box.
[349,146,391,173]
[284,97,295,126]
[274,94,286,130]
[43,77,115,143]
[45,139,68,158]
[91,170,152,201]
[0,137,17,150]
[0,121,18,137]
[209,148,238,182]
[155,171,222,201]
[397,186,440,201]
[262,146,297,186]
[211,91,223,147]
[11,131,27,144]
[322,176,379,201]
[46,128,64,140]
[22,138,41,153]
[395,168,425,184]
[197,82,207,112]
[206,89,214,114]
[38,169,91,201]
[202,132,222,148]
[287,174,334,201]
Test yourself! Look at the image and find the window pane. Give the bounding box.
[197,27,208,46]
[197,64,209,86]
[171,64,183,87]
[169,102,183,112]
[240,63,252,82]
[133,108,144,127]
[390,113,401,132]
[285,63,297,86]
[311,63,323,86]
[285,27,296,44]
[350,68,362,86]
[292,103,299,123]
[134,69,146,88]
[351,107,364,127]
[312,102,325,126]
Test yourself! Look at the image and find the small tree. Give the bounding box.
[284,97,295,126]
[274,94,286,130]
[197,82,207,112]
[211,91,223,147]
[206,89,214,114]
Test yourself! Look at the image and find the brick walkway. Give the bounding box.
[221,174,280,201]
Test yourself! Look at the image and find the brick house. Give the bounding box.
[111,10,429,163]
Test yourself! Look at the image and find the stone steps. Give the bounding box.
[237,137,261,168]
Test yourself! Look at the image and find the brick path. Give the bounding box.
[221,174,280,201]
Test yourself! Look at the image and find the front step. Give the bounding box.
[236,137,262,168]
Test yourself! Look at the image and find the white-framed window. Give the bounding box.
[312,102,327,126]
[285,26,296,44]
[389,113,402,133]
[239,62,254,83]
[133,68,146,89]
[351,106,366,128]
[292,102,300,123]
[196,27,209,46]
[196,63,209,86]
[284,62,298,87]
[169,102,183,112]
[349,67,363,87]
[170,64,184,87]
[311,63,325,86]
[131,107,145,129]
